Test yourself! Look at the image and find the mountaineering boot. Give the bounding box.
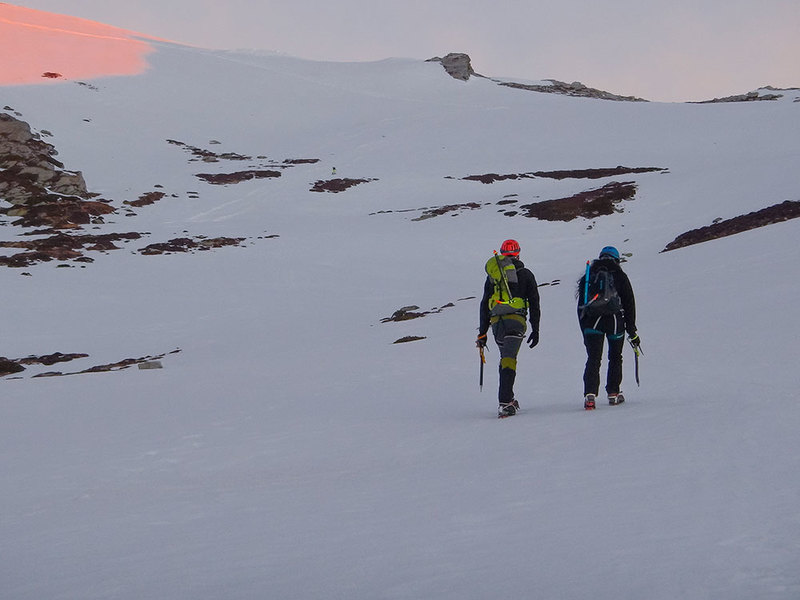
[608,392,625,406]
[584,394,596,410]
[498,403,517,418]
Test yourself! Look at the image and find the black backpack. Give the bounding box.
[579,263,622,318]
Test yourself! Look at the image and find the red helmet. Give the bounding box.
[500,239,520,256]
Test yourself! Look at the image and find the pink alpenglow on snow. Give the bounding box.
[0,4,164,85]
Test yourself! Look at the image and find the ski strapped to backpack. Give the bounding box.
[583,260,591,306]
[485,251,528,317]
[579,260,622,319]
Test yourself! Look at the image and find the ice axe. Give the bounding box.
[629,336,643,386]
[477,335,487,390]
[479,345,486,390]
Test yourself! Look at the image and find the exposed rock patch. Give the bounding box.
[497,79,647,102]
[12,352,89,370]
[462,166,666,184]
[516,181,637,220]
[1,116,282,268]
[662,200,800,252]
[31,349,180,378]
[691,87,799,104]
[311,178,376,193]
[75,81,99,91]
[538,279,562,287]
[0,112,144,265]
[125,191,166,207]
[376,167,654,222]
[167,139,251,162]
[0,231,142,267]
[284,158,320,165]
[413,202,482,220]
[137,236,247,255]
[196,170,282,185]
[393,336,426,344]
[381,305,429,322]
[2,350,177,378]
[167,138,320,188]
[426,53,476,81]
[0,112,108,230]
[4,195,114,229]
[381,303,456,323]
[381,298,473,324]
[427,55,648,99]
[0,358,26,376]
[370,202,485,219]
[695,91,782,103]
[167,138,320,168]
[20,352,89,365]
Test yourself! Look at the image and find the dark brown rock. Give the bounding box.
[663,200,800,251]
[310,178,376,193]
[518,182,637,221]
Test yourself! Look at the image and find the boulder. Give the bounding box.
[427,53,475,81]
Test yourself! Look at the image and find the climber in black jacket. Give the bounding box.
[576,245,641,409]
[477,239,541,417]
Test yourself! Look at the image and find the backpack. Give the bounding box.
[579,262,622,318]
[485,252,528,316]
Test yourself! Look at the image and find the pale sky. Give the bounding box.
[7,0,800,102]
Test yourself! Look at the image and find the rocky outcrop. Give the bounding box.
[692,86,799,104]
[517,181,638,220]
[310,178,376,193]
[0,112,112,229]
[427,53,476,81]
[662,200,800,251]
[427,53,646,98]
[137,236,247,255]
[196,170,282,185]
[497,79,647,102]
[0,231,142,267]
[0,357,26,376]
[462,166,666,184]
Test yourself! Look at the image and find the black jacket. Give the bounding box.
[479,258,540,336]
[576,258,636,336]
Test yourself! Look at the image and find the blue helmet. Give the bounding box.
[599,246,620,261]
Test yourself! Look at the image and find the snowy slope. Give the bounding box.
[2,11,800,600]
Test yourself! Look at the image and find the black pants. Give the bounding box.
[582,331,625,396]
[491,316,527,404]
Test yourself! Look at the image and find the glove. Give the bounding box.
[476,333,488,349]
[628,333,641,349]
[527,330,539,348]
